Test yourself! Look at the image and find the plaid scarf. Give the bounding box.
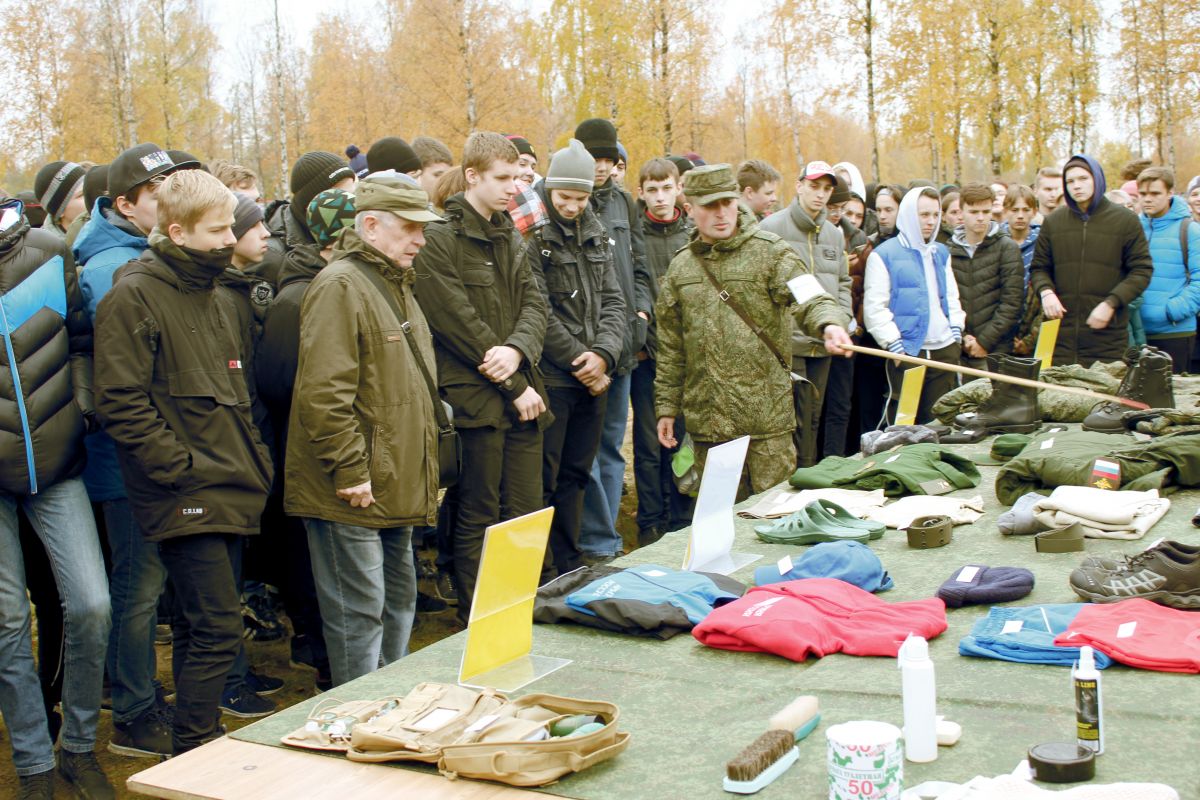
[507,183,548,236]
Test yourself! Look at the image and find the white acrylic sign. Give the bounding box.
[683,436,760,574]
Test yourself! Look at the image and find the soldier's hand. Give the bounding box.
[512,386,546,422]
[1040,290,1066,319]
[479,345,522,383]
[336,481,375,508]
[572,351,607,384]
[822,325,853,357]
[1087,301,1115,330]
[657,417,678,448]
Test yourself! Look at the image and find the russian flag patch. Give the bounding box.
[1088,458,1121,490]
[228,360,242,369]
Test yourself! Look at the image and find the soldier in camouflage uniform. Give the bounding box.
[654,164,853,498]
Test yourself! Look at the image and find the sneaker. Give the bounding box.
[219,684,277,719]
[108,704,172,758]
[434,571,458,606]
[17,770,54,800]
[245,667,284,696]
[417,591,448,613]
[241,590,287,642]
[59,750,115,799]
[637,526,666,549]
[1081,540,1200,571]
[1070,543,1200,609]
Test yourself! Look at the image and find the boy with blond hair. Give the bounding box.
[95,169,273,755]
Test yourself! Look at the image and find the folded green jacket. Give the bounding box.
[994,429,1200,505]
[789,444,981,497]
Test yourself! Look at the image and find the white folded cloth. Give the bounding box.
[1031,486,1170,540]
[865,494,984,529]
[738,488,886,519]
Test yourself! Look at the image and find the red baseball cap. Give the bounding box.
[803,161,843,187]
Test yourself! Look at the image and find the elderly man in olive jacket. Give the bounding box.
[285,174,441,687]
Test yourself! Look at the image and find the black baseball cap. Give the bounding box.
[107,143,175,200]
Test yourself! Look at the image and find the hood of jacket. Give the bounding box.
[0,200,29,257]
[73,197,147,264]
[788,198,825,234]
[277,241,326,290]
[950,221,1003,249]
[832,161,867,201]
[1063,153,1107,220]
[895,187,940,253]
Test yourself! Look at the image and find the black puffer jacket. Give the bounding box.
[590,180,654,375]
[255,243,325,414]
[947,224,1024,353]
[639,200,692,360]
[522,184,626,388]
[0,209,92,495]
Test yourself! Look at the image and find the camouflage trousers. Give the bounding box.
[693,433,795,502]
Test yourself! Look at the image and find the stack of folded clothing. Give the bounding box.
[1031,485,1170,540]
[866,494,984,529]
[753,541,893,592]
[790,443,980,497]
[692,578,947,661]
[959,603,1113,667]
[533,564,744,640]
[1055,598,1200,673]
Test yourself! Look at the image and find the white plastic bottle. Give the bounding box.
[1074,645,1104,754]
[898,634,938,763]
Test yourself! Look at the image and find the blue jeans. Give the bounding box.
[578,371,631,556]
[102,498,166,724]
[304,519,416,687]
[0,477,110,775]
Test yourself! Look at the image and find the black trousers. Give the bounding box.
[792,356,832,468]
[158,533,244,754]
[821,352,855,458]
[542,384,607,575]
[853,334,890,435]
[454,422,546,625]
[885,342,962,425]
[1147,335,1195,375]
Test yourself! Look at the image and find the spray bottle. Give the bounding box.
[898,634,937,762]
[1073,645,1104,754]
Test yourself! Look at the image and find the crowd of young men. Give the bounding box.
[3,120,1199,799]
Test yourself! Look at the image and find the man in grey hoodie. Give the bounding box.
[760,161,853,467]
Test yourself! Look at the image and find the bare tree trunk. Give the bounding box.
[986,12,1002,176]
[863,0,880,182]
[1129,0,1145,153]
[656,0,672,153]
[779,29,803,172]
[738,62,749,160]
[273,0,288,198]
[156,0,174,147]
[456,0,478,132]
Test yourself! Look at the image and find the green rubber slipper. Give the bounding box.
[808,499,886,540]
[754,506,872,545]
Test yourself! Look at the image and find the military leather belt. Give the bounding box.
[907,516,953,549]
[1035,522,1085,553]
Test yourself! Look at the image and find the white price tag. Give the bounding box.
[1040,438,1055,450]
[1001,620,1024,635]
[412,707,458,731]
[777,555,794,574]
[955,566,980,583]
[885,453,901,464]
[642,569,667,577]
[1117,621,1137,639]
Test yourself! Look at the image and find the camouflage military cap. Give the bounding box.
[355,171,440,223]
[683,163,741,206]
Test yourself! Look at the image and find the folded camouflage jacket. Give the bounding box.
[994,428,1200,505]
[932,363,1123,425]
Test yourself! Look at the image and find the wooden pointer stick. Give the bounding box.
[841,343,1150,410]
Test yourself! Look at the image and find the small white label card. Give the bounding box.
[1117,621,1137,639]
[956,566,980,583]
[777,555,794,574]
[1001,620,1024,635]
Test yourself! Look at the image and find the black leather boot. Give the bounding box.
[953,354,1042,434]
[1083,346,1175,432]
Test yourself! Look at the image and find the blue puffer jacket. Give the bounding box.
[1139,196,1200,337]
[73,197,148,502]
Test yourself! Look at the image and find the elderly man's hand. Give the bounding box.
[336,481,375,508]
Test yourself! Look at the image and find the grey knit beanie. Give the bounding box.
[544,139,595,194]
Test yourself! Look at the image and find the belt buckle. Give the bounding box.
[907,515,953,549]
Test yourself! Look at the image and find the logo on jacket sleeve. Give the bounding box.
[228,360,242,369]
[179,506,208,517]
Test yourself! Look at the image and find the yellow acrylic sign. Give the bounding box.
[459,507,554,685]
[894,365,926,426]
[1035,318,1061,371]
